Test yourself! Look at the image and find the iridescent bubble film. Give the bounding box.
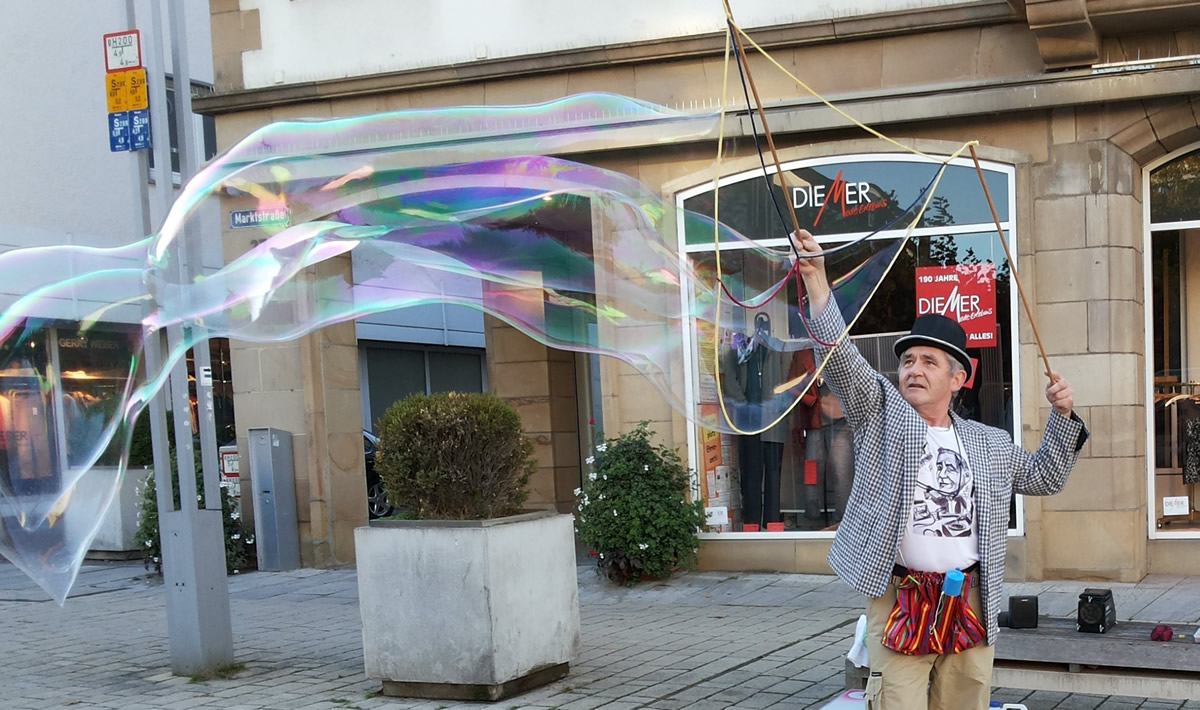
[1,92,951,601]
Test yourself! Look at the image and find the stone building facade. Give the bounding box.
[197,0,1200,580]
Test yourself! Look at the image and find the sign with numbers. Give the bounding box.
[106,68,148,113]
[108,112,131,152]
[103,31,142,72]
[915,264,997,348]
[129,108,151,150]
[103,33,149,153]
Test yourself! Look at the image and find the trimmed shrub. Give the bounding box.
[375,392,534,520]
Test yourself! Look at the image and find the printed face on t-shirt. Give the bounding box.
[934,448,960,491]
[913,445,973,538]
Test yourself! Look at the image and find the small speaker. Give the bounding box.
[1077,588,1117,634]
[1009,595,1039,629]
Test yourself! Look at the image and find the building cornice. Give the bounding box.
[208,60,1197,169]
[196,1,1019,116]
[748,57,1200,139]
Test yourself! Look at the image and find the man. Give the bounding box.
[790,229,1087,709]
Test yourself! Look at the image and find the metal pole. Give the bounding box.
[124,0,175,525]
[142,0,233,675]
[168,5,222,511]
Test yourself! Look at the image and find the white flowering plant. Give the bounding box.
[574,423,707,585]
[130,413,253,575]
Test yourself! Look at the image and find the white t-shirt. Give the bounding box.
[897,424,980,573]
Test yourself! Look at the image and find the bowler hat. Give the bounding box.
[893,314,973,380]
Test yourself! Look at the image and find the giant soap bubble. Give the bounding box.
[0,92,951,601]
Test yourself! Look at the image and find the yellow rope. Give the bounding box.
[708,12,980,435]
[724,15,939,161]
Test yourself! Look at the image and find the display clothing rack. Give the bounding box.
[1152,377,1200,528]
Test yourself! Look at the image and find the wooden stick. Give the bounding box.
[721,1,804,239]
[968,144,1055,382]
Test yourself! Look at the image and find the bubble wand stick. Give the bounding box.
[967,144,1055,382]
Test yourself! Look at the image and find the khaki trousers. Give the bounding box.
[864,576,995,710]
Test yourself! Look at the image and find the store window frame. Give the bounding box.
[147,77,218,187]
[1143,143,1200,540]
[674,152,1023,540]
[357,341,489,434]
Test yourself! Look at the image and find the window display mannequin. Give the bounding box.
[721,312,787,528]
[791,350,854,525]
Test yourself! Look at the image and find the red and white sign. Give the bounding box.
[220,449,240,477]
[103,30,142,73]
[219,446,241,502]
[916,264,997,348]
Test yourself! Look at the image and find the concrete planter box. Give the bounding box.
[355,509,580,702]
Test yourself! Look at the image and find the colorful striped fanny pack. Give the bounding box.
[881,569,986,656]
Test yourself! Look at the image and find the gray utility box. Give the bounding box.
[248,427,301,571]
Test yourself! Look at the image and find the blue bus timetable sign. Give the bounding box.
[230,207,291,230]
[109,111,131,152]
[129,109,151,150]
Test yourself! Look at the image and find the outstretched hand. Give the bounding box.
[1045,373,1074,417]
[789,229,831,314]
[789,229,825,277]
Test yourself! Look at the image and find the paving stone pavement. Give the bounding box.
[2,560,1199,710]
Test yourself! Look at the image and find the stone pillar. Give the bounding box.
[298,305,367,567]
[1027,128,1146,582]
[484,318,580,513]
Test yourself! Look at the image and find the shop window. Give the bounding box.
[0,326,230,486]
[1148,147,1200,533]
[678,155,1018,536]
[0,328,59,495]
[54,326,143,468]
[0,324,142,487]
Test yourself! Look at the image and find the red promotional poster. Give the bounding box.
[915,264,997,348]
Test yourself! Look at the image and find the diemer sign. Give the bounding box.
[915,264,997,348]
[791,170,889,227]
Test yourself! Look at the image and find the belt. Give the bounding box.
[892,562,980,585]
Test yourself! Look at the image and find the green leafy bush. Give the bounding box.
[375,392,535,520]
[129,411,254,574]
[575,423,707,585]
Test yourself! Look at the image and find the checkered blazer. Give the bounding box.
[810,297,1088,645]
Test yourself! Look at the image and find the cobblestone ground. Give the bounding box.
[1,562,1197,710]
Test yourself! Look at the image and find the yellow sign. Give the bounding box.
[106,68,148,113]
[700,414,723,473]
